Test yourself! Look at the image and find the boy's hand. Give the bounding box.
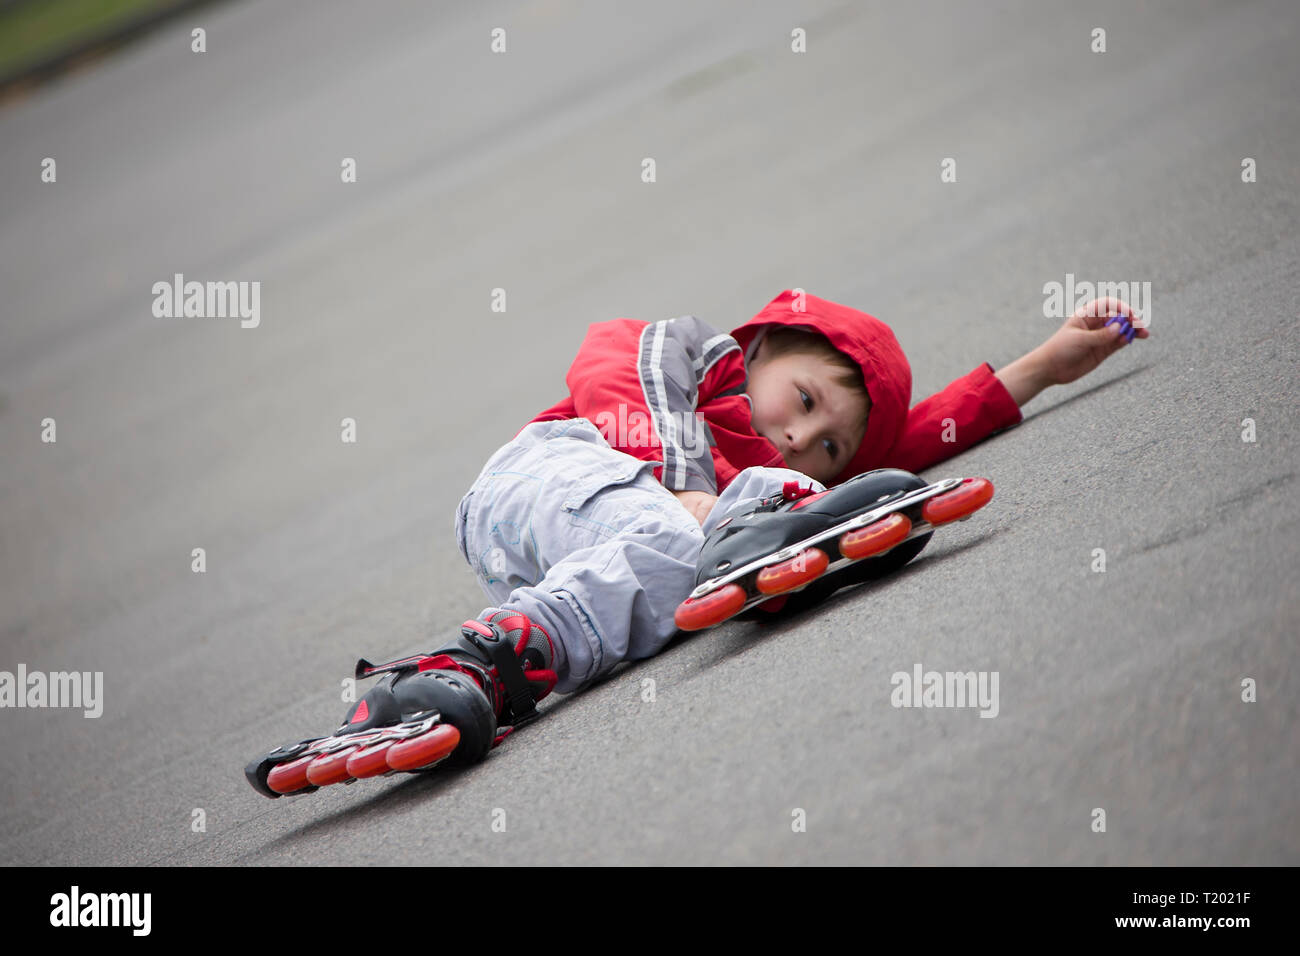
[1038,296,1150,387]
[672,489,719,526]
[998,297,1150,406]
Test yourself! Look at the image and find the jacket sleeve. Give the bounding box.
[885,363,1023,473]
[566,315,737,494]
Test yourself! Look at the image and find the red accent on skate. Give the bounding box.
[387,724,460,771]
[756,547,829,595]
[495,613,532,652]
[462,619,494,639]
[920,477,994,526]
[349,700,370,725]
[418,653,464,673]
[674,584,748,631]
[841,512,911,559]
[757,596,789,613]
[782,481,819,501]
[495,613,528,633]
[789,490,831,512]
[528,669,558,702]
[365,655,426,673]
[415,655,497,715]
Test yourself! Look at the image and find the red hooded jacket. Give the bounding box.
[522,289,1023,493]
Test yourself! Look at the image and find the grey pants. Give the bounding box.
[454,417,824,693]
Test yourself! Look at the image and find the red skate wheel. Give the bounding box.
[346,741,396,779]
[921,477,994,526]
[755,547,829,595]
[266,754,317,795]
[840,512,911,559]
[305,747,359,787]
[387,724,461,772]
[674,583,747,632]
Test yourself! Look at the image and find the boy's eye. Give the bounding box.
[799,389,836,458]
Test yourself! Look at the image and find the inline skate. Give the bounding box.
[674,469,993,631]
[245,609,556,798]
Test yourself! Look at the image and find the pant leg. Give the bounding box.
[453,418,824,693]
[454,419,694,692]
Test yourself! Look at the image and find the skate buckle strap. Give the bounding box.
[354,654,432,681]
[464,622,539,727]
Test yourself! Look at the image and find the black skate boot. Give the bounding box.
[674,469,993,632]
[245,609,557,798]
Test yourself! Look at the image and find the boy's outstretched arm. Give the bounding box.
[884,296,1149,475]
[996,297,1149,406]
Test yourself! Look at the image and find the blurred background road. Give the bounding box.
[0,0,1296,865]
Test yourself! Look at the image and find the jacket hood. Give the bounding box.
[729,289,912,485]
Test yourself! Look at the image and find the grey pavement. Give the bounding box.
[0,0,1296,865]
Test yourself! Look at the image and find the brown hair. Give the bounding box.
[755,327,872,435]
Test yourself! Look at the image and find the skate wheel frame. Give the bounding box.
[676,475,995,629]
[684,477,964,601]
[260,712,451,795]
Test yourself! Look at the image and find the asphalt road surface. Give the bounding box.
[1,0,1296,866]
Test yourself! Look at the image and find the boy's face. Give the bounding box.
[747,340,870,485]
